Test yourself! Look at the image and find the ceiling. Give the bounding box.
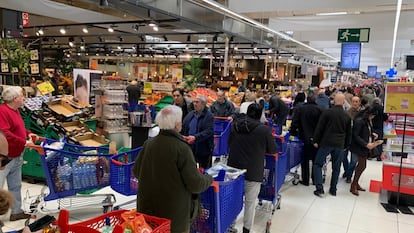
[228,0,414,73]
[1,0,413,74]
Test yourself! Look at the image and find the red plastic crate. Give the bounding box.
[57,209,171,233]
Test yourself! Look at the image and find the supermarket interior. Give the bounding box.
[0,0,414,233]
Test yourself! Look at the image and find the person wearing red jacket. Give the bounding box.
[0,86,37,221]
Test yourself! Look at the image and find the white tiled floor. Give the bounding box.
[2,159,414,233]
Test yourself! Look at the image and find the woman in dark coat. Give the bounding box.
[349,106,381,196]
[133,105,213,233]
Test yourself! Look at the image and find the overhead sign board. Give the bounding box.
[337,28,370,43]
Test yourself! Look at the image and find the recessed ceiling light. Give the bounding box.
[153,26,159,31]
[108,27,114,33]
[82,27,89,33]
[59,28,66,34]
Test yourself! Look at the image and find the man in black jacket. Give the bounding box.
[265,92,289,134]
[290,93,322,186]
[228,104,277,233]
[312,93,352,197]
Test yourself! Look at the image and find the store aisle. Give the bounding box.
[1,160,413,233]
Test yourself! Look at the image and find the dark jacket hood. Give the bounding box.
[233,114,261,134]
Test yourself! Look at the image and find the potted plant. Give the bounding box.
[0,38,32,85]
[183,57,204,90]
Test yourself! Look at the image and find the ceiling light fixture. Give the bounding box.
[213,34,218,42]
[148,21,157,27]
[59,28,66,34]
[117,46,122,50]
[80,45,85,50]
[316,12,347,16]
[153,26,159,31]
[119,36,123,42]
[196,0,338,62]
[38,28,44,35]
[163,35,168,41]
[82,27,89,33]
[108,26,114,33]
[53,38,57,43]
[133,24,139,31]
[68,37,75,47]
[187,34,191,42]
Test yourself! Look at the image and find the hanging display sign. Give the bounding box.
[37,81,55,95]
[133,63,148,80]
[384,82,414,113]
[171,64,183,82]
[144,82,173,92]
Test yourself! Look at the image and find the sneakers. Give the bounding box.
[329,190,337,196]
[10,212,31,221]
[313,189,325,197]
[299,180,309,186]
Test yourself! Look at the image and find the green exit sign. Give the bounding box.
[337,28,370,43]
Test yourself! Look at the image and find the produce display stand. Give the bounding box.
[24,139,124,214]
[56,209,171,233]
[190,174,245,233]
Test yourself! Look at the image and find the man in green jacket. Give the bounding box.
[133,105,213,233]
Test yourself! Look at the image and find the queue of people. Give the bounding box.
[0,82,388,233]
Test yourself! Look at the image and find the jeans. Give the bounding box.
[0,156,24,214]
[243,181,261,230]
[313,147,344,193]
[342,149,349,175]
[345,152,357,180]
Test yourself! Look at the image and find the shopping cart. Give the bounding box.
[110,147,142,196]
[24,139,123,214]
[213,117,232,160]
[285,139,304,185]
[56,209,170,233]
[258,152,287,233]
[190,174,245,233]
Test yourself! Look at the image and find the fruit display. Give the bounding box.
[189,88,218,106]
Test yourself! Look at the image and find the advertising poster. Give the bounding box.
[171,64,183,82]
[159,64,166,75]
[149,64,157,78]
[73,69,102,105]
[384,82,414,113]
[137,63,148,80]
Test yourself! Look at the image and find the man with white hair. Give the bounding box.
[133,105,213,233]
[0,86,37,221]
[181,95,214,169]
[312,93,352,197]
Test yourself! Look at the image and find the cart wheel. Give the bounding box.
[258,200,263,206]
[292,179,299,185]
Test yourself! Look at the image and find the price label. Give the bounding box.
[37,81,55,95]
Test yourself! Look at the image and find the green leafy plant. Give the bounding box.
[0,38,33,85]
[183,57,204,90]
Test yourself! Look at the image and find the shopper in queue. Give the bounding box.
[342,96,361,184]
[349,106,380,196]
[312,93,352,197]
[210,90,236,121]
[289,93,322,186]
[227,103,277,233]
[172,88,194,120]
[133,105,213,233]
[371,97,388,161]
[0,86,38,221]
[264,91,289,134]
[181,94,214,169]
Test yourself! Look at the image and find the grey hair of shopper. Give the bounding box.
[155,105,183,130]
[2,86,23,103]
[196,94,207,105]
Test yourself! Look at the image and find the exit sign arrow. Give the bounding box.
[338,28,370,43]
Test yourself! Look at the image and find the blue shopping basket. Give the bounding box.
[213,118,232,157]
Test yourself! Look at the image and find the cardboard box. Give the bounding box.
[72,134,109,147]
[47,99,82,118]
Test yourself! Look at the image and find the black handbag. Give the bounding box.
[369,147,380,158]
